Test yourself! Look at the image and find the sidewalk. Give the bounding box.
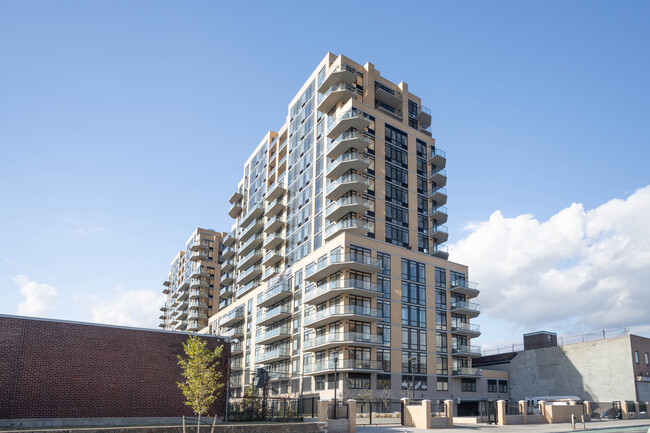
[357,419,650,432]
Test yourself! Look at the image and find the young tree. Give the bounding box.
[177,336,224,432]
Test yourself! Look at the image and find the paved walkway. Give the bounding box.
[357,419,650,433]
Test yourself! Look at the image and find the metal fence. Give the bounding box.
[327,403,348,420]
[640,402,647,413]
[355,399,403,425]
[505,402,520,415]
[589,402,618,420]
[228,396,302,422]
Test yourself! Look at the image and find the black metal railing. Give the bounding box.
[228,396,303,422]
[355,399,403,425]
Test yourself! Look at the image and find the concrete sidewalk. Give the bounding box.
[357,419,650,432]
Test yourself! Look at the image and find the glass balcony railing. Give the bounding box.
[318,82,356,105]
[256,325,291,342]
[324,219,373,239]
[451,322,481,334]
[327,130,369,154]
[304,305,381,325]
[305,253,381,279]
[256,304,291,324]
[429,147,446,160]
[304,278,381,303]
[325,173,370,197]
[304,332,381,350]
[304,359,383,374]
[327,108,371,133]
[451,300,480,313]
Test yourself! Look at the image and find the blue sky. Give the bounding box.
[1,1,649,347]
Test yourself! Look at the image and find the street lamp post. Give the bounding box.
[409,357,416,401]
[333,352,339,419]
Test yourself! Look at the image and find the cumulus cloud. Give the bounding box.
[87,285,165,329]
[14,274,58,317]
[450,185,650,337]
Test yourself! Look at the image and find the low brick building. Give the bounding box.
[0,315,230,420]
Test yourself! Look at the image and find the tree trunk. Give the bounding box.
[210,414,217,433]
[197,412,201,433]
[182,416,186,433]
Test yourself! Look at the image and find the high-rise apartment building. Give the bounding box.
[209,53,502,412]
[160,228,226,333]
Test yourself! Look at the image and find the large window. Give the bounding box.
[436,355,448,375]
[315,375,325,390]
[385,124,408,149]
[401,281,426,304]
[499,380,508,393]
[436,311,448,331]
[385,163,408,187]
[436,332,448,353]
[348,373,371,389]
[386,203,409,227]
[377,373,391,389]
[402,328,426,351]
[437,377,449,391]
[487,380,497,393]
[377,276,391,298]
[435,267,446,287]
[377,348,391,372]
[386,223,409,248]
[402,305,426,327]
[402,375,427,391]
[402,351,426,374]
[436,289,447,310]
[401,259,426,283]
[378,299,391,322]
[377,252,391,275]
[385,143,408,168]
[385,183,408,206]
[461,378,476,392]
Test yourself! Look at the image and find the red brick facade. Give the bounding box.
[0,315,230,419]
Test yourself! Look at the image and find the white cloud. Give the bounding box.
[87,285,165,329]
[450,185,650,341]
[14,274,58,317]
[62,218,105,235]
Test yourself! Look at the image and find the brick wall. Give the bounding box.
[0,315,230,419]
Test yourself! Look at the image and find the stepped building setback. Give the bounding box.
[162,53,504,414]
[159,228,226,333]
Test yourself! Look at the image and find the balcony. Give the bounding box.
[374,82,403,108]
[429,187,448,206]
[222,325,243,339]
[190,266,208,278]
[162,287,170,295]
[263,233,284,250]
[431,244,449,260]
[188,304,207,314]
[263,249,283,267]
[239,234,264,256]
[239,218,263,243]
[256,304,292,326]
[265,197,286,218]
[236,264,262,286]
[305,253,382,282]
[317,82,356,113]
[451,322,481,338]
[231,342,243,355]
[228,201,242,218]
[318,63,357,93]
[450,279,480,299]
[220,272,234,286]
[304,359,383,375]
[189,251,210,262]
[255,347,291,364]
[219,308,244,327]
[375,101,402,121]
[304,332,382,352]
[189,288,208,300]
[452,345,482,357]
[262,267,279,282]
[229,189,243,204]
[305,305,382,328]
[190,239,208,252]
[327,130,370,160]
[223,231,236,247]
[326,151,370,179]
[451,300,480,318]
[221,259,234,273]
[240,205,265,228]
[266,181,286,202]
[429,168,447,187]
[234,280,258,298]
[264,216,285,234]
[219,286,233,299]
[327,108,371,140]
[256,325,292,345]
[304,279,383,305]
[258,281,292,308]
[430,225,449,244]
[428,146,446,168]
[430,205,448,225]
[325,174,370,201]
[222,246,235,261]
[324,218,373,241]
[452,367,482,378]
[413,105,432,127]
[239,248,262,271]
[325,196,370,221]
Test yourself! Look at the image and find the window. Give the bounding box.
[402,351,426,374]
[377,348,391,372]
[461,378,476,392]
[386,223,409,248]
[437,377,448,391]
[377,252,391,275]
[315,375,325,390]
[378,299,391,321]
[435,289,447,310]
[401,281,425,304]
[377,373,391,389]
[348,373,371,389]
[402,328,427,351]
[401,259,426,283]
[498,380,508,393]
[385,162,408,187]
[385,143,408,168]
[436,355,448,375]
[436,332,448,353]
[635,351,639,363]
[386,203,409,227]
[385,183,408,206]
[377,276,391,298]
[436,311,448,331]
[385,124,408,149]
[402,305,426,327]
[402,375,427,391]
[378,323,391,345]
[646,353,649,365]
[435,267,446,287]
[487,380,497,393]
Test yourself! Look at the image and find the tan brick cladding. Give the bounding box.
[0,316,230,419]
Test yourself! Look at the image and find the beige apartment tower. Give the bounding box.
[210,53,502,414]
[160,228,226,333]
